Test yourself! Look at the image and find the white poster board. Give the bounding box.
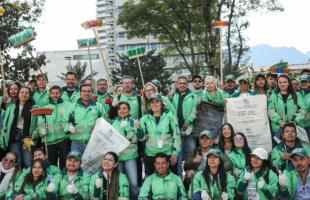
[81,118,130,174]
[226,95,272,152]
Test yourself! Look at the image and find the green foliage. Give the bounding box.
[112,50,172,93]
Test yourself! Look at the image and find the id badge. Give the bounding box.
[157,140,163,148]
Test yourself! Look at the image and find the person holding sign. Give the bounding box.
[140,93,180,175]
[236,147,278,200]
[278,148,310,200]
[271,123,310,171]
[267,74,306,135]
[253,74,269,96]
[112,102,141,200]
[231,77,256,98]
[201,76,226,107]
[89,152,130,200]
[191,149,236,200]
[223,75,237,98]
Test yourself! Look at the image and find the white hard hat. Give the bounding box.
[251,147,268,160]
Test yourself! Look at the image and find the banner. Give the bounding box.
[194,102,224,134]
[226,95,272,152]
[81,118,130,174]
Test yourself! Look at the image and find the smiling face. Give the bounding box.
[222,124,232,138]
[282,126,297,142]
[234,134,245,148]
[278,77,289,92]
[239,81,249,92]
[193,78,203,90]
[97,80,108,93]
[18,87,30,103]
[225,80,235,90]
[207,154,220,168]
[177,78,188,93]
[80,85,93,102]
[251,155,264,170]
[32,161,44,180]
[150,99,162,113]
[117,103,130,118]
[205,80,216,92]
[2,153,17,170]
[9,84,19,98]
[66,74,77,89]
[154,157,169,176]
[37,76,47,90]
[123,78,134,93]
[66,157,81,173]
[50,89,62,101]
[144,84,156,100]
[102,153,117,172]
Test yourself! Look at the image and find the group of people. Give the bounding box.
[0,68,308,199]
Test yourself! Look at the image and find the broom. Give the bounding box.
[9,28,44,74]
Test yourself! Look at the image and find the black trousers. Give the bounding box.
[47,139,70,169]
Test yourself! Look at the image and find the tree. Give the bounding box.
[58,61,98,85]
[118,0,283,78]
[111,50,172,93]
[0,0,45,83]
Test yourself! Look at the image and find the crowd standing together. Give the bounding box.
[0,69,309,200]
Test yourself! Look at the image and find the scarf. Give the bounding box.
[0,163,15,192]
[102,170,119,200]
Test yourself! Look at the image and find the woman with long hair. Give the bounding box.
[1,86,35,168]
[236,147,278,200]
[0,152,19,198]
[201,76,226,107]
[1,82,21,108]
[192,149,236,200]
[227,132,251,177]
[218,123,235,154]
[268,74,306,134]
[253,74,268,95]
[89,152,130,200]
[6,159,48,199]
[112,102,140,199]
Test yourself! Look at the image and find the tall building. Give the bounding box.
[96,0,165,69]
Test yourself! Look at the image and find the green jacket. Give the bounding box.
[143,96,176,117]
[201,88,227,107]
[227,148,248,177]
[47,169,90,200]
[61,87,80,104]
[112,117,141,161]
[268,91,307,133]
[96,91,111,120]
[192,171,236,200]
[119,92,142,119]
[140,110,180,156]
[138,171,187,200]
[171,89,198,128]
[6,176,49,200]
[193,90,204,100]
[70,99,104,142]
[236,167,279,200]
[36,98,73,145]
[0,104,36,149]
[231,89,256,98]
[279,168,310,200]
[0,170,20,199]
[224,88,236,98]
[297,89,310,127]
[271,140,310,171]
[89,171,130,200]
[33,88,50,107]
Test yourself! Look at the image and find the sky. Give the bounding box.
[32,0,310,54]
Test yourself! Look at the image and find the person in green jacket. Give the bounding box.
[236,147,279,200]
[267,74,307,134]
[139,93,180,175]
[192,75,204,100]
[138,152,188,200]
[112,102,141,199]
[95,78,112,120]
[0,151,19,199]
[46,151,90,200]
[278,148,310,200]
[201,76,227,107]
[89,152,130,200]
[17,148,60,190]
[61,72,80,104]
[266,72,278,97]
[69,84,104,154]
[253,73,269,95]
[227,132,252,178]
[0,82,20,109]
[36,85,73,169]
[6,159,49,200]
[223,75,237,98]
[217,123,235,154]
[1,87,36,168]
[298,74,310,141]
[192,149,236,200]
[231,77,256,98]
[32,74,50,107]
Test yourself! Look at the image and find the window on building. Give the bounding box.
[73,54,100,60]
[117,32,126,39]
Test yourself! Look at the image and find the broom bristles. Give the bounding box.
[9,28,36,48]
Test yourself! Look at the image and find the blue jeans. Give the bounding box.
[178,134,197,176]
[10,142,32,168]
[118,159,139,200]
[71,141,87,154]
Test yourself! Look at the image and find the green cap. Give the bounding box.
[67,151,82,161]
[239,77,249,83]
[207,149,222,157]
[200,130,214,139]
[291,148,308,158]
[225,75,235,82]
[300,75,310,82]
[149,93,163,102]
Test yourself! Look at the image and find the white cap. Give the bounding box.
[251,147,268,160]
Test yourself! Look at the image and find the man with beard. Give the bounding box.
[62,72,80,103]
[223,75,237,97]
[95,78,112,120]
[266,72,278,96]
[192,75,204,99]
[279,148,310,199]
[46,151,90,199]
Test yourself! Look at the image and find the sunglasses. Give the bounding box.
[3,158,15,164]
[193,80,202,83]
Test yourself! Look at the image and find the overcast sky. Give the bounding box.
[32,0,310,53]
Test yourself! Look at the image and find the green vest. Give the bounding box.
[61,87,80,104]
[33,89,50,107]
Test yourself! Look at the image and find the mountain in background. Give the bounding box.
[249,44,309,67]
